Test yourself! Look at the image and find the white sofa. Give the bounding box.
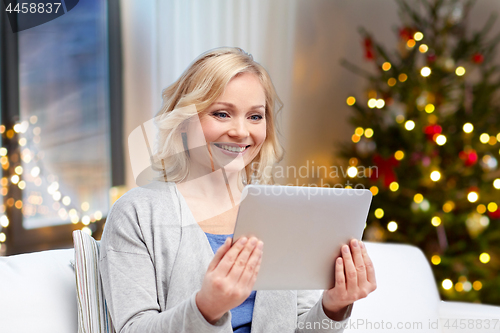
[0,241,499,333]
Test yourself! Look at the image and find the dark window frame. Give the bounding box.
[0,0,123,255]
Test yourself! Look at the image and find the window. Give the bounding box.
[1,0,123,254]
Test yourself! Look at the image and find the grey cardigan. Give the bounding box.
[99,182,351,332]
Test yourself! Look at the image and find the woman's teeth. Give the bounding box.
[216,144,248,153]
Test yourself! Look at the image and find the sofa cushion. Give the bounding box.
[345,242,441,333]
[73,230,115,333]
[0,248,78,333]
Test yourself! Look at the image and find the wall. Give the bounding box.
[120,0,500,189]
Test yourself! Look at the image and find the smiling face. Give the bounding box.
[186,72,267,172]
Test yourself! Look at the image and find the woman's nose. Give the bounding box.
[228,118,250,138]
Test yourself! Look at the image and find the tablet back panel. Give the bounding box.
[233,185,373,290]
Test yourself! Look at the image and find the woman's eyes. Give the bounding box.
[212,111,229,119]
[250,114,264,121]
[211,111,264,121]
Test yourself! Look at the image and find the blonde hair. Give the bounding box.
[152,47,284,185]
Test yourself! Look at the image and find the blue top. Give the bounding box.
[204,233,256,333]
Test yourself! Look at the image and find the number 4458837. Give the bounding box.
[5,2,61,14]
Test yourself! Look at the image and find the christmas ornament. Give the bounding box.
[489,208,500,220]
[363,37,375,60]
[371,154,399,187]
[472,53,484,64]
[459,148,478,167]
[424,124,443,141]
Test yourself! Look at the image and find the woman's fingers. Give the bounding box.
[237,241,263,287]
[207,237,232,272]
[214,237,249,275]
[360,241,377,286]
[334,257,345,289]
[227,237,259,281]
[350,239,368,285]
[341,244,358,290]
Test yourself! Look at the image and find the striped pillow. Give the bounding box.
[73,230,115,333]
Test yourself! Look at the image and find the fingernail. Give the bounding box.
[250,238,257,246]
[352,239,358,247]
[343,245,349,253]
[337,257,342,264]
[257,241,264,250]
[239,237,248,245]
[359,241,364,249]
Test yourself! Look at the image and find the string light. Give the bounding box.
[463,123,474,133]
[467,191,479,203]
[421,67,431,77]
[82,226,92,235]
[370,186,379,196]
[431,255,441,265]
[480,133,490,144]
[11,175,19,184]
[425,104,435,113]
[479,253,490,264]
[455,66,466,76]
[430,171,441,181]
[382,62,391,71]
[443,201,455,213]
[489,136,497,145]
[414,193,424,203]
[398,73,408,82]
[0,215,9,228]
[488,202,498,212]
[473,281,482,290]
[388,78,397,86]
[442,279,453,290]
[463,281,472,292]
[364,128,374,138]
[346,96,356,106]
[352,134,361,143]
[394,150,404,160]
[414,32,424,41]
[374,208,384,218]
[389,182,399,191]
[405,120,415,131]
[368,98,377,108]
[436,135,447,145]
[494,178,500,189]
[347,166,357,178]
[477,204,486,214]
[355,127,364,136]
[387,221,398,232]
[419,44,428,53]
[431,216,441,227]
[376,99,385,109]
[0,232,6,242]
[407,39,416,48]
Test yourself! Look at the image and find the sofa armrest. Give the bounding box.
[438,301,500,333]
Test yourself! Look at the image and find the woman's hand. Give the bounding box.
[196,236,263,324]
[322,239,376,321]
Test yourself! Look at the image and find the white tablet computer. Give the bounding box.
[233,184,373,290]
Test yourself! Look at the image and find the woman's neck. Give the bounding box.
[179,167,243,204]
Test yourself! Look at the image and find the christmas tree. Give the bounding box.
[340,0,500,305]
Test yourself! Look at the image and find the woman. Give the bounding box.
[100,47,377,333]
